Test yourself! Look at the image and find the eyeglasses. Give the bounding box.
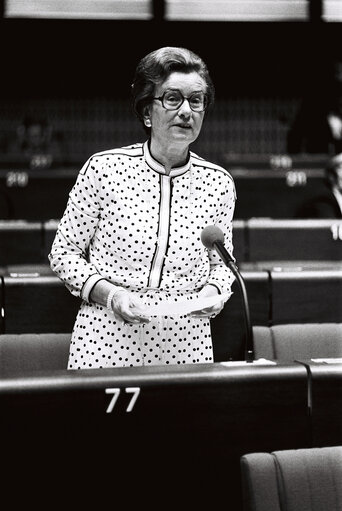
[153,89,208,112]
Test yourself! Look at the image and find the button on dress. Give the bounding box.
[49,141,236,368]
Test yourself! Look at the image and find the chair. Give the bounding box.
[0,333,71,375]
[240,446,342,511]
[253,323,342,361]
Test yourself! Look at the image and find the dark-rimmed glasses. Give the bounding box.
[153,89,208,112]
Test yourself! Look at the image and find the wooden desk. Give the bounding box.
[222,154,328,171]
[270,268,342,324]
[0,220,43,265]
[0,168,77,220]
[246,219,342,262]
[230,168,326,219]
[1,273,80,333]
[0,361,309,511]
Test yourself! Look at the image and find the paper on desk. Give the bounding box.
[147,291,232,316]
[311,358,342,364]
[220,359,277,366]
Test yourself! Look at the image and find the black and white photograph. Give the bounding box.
[0,1,341,509]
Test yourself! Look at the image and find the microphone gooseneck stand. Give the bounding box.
[215,244,254,363]
[201,225,254,363]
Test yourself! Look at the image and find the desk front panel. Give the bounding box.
[0,362,309,510]
[231,169,326,219]
[2,275,80,333]
[0,169,77,220]
[247,219,342,261]
[0,220,43,264]
[271,270,342,324]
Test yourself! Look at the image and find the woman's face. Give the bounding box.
[146,71,207,148]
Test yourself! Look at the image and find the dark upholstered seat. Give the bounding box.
[240,446,342,511]
[0,333,71,375]
[253,323,342,361]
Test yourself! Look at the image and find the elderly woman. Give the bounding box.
[49,46,236,369]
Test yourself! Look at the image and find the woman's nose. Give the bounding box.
[178,98,192,118]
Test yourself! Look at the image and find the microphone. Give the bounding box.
[201,225,254,363]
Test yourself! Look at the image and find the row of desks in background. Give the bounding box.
[0,157,330,220]
[1,263,341,361]
[0,359,341,510]
[231,167,327,219]
[0,218,341,266]
[221,153,329,218]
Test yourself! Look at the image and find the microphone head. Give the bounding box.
[201,225,225,249]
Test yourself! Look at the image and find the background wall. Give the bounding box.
[0,10,341,161]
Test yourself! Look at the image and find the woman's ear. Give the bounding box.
[143,106,152,127]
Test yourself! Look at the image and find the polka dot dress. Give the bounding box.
[49,141,236,369]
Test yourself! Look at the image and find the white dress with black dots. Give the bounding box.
[49,141,236,369]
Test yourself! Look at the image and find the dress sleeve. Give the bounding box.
[48,156,104,300]
[206,173,237,295]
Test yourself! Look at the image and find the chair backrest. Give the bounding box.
[253,323,342,361]
[0,333,71,375]
[240,446,342,511]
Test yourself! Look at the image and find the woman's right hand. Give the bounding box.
[111,289,150,325]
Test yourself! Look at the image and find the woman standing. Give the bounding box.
[49,46,236,369]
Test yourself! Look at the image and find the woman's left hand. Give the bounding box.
[189,284,225,319]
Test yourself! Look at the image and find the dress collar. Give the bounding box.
[143,140,191,177]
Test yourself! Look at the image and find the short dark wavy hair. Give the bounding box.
[131,46,215,133]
